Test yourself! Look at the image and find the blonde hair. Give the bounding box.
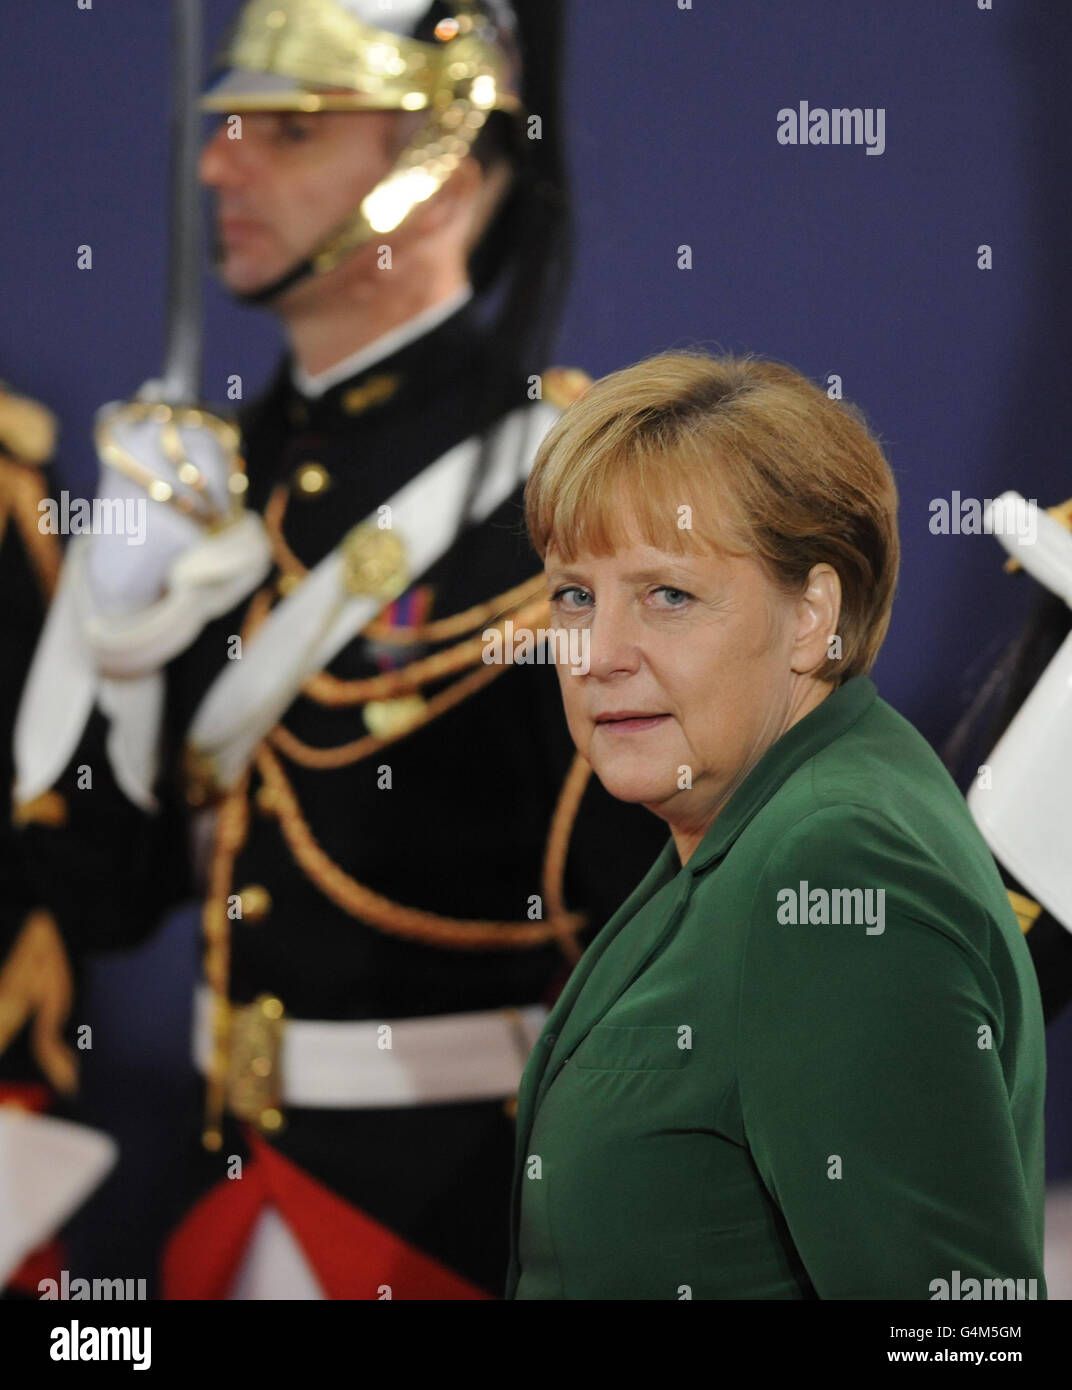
[525,351,899,683]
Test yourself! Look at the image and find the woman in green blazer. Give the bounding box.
[506,351,1047,1300]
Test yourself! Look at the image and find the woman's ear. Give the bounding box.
[791,563,842,674]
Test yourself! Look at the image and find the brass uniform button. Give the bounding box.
[259,1107,284,1132]
[293,461,331,497]
[237,884,272,923]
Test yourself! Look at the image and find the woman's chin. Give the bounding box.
[592,763,676,808]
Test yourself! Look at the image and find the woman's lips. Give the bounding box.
[594,713,671,734]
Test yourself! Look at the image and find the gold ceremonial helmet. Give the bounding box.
[200,0,521,277]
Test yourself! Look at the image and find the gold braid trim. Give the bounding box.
[200,775,251,1150]
[303,596,550,707]
[539,754,593,967]
[255,741,586,954]
[363,575,548,646]
[263,483,306,578]
[243,583,276,635]
[264,482,549,646]
[270,659,507,769]
[231,491,592,958]
[0,459,61,599]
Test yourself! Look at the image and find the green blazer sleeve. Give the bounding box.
[739,804,1046,1300]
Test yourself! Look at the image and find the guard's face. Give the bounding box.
[199,109,407,297]
[545,541,805,844]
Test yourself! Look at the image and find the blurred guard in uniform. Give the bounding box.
[13,0,665,1298]
[0,383,115,1295]
[943,492,1072,1024]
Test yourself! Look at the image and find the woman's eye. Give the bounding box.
[652,586,693,607]
[550,585,593,611]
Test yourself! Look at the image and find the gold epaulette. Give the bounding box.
[0,383,58,466]
[542,367,592,412]
[1008,888,1043,934]
[1004,497,1072,574]
[0,448,62,599]
[12,790,68,829]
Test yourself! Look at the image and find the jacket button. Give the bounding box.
[293,461,331,497]
[237,884,272,924]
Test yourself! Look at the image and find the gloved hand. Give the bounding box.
[87,399,247,614]
[77,400,271,675]
[14,401,271,811]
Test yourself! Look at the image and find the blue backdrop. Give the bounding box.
[3,0,1070,1284]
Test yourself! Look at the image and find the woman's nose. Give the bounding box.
[586,605,643,680]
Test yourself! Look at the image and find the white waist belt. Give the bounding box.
[192,984,548,1110]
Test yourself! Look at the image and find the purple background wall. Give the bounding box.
[2,0,1070,1283]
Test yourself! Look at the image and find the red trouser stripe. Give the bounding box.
[162,1130,490,1300]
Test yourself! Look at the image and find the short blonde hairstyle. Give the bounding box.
[525,351,899,682]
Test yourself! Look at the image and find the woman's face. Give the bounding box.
[545,541,829,848]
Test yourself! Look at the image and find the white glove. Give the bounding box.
[968,494,1072,933]
[87,400,262,629]
[14,402,271,811]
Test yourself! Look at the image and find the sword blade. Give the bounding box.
[155,0,204,405]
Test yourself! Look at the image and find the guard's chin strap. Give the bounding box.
[235,254,317,307]
[226,96,491,307]
[228,199,371,306]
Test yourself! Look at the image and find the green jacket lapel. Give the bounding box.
[513,836,681,1150]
